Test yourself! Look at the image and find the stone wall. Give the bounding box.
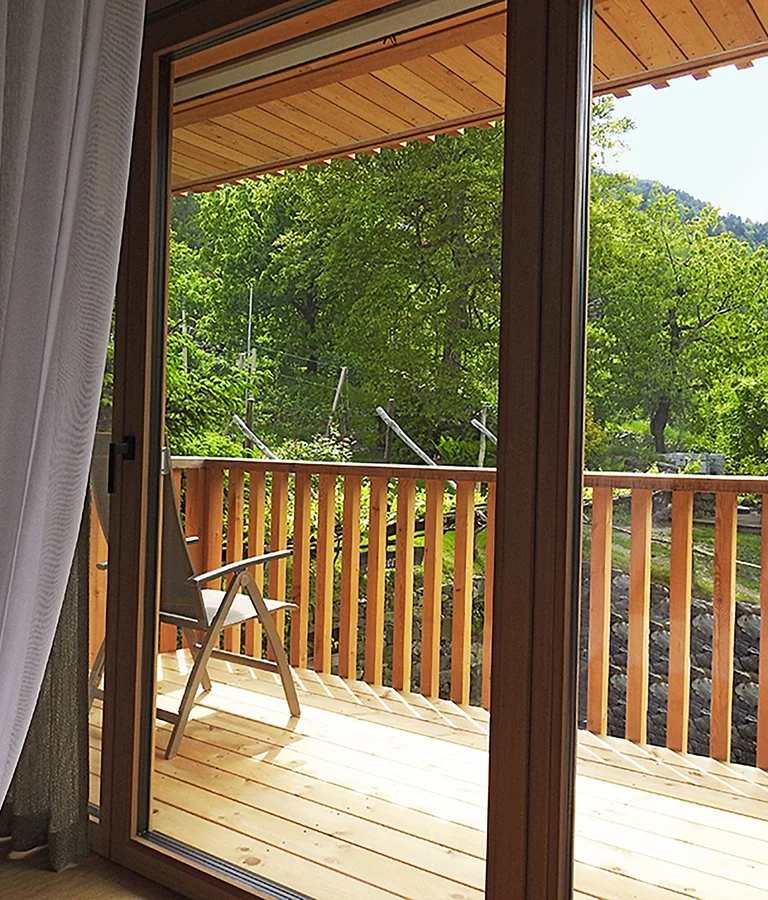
[578,561,761,765]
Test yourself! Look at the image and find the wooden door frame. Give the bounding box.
[487,2,593,898]
[100,1,593,898]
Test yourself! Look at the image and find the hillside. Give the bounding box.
[629,179,768,248]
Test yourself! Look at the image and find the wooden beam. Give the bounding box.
[173,7,507,128]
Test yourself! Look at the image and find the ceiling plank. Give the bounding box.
[374,64,474,119]
[211,112,312,157]
[690,0,767,49]
[593,14,646,78]
[642,0,722,56]
[341,73,438,128]
[403,56,498,112]
[171,110,503,193]
[236,106,330,151]
[466,33,507,73]
[596,0,686,66]
[312,83,415,133]
[260,98,358,146]
[282,91,384,141]
[173,136,246,172]
[431,44,506,104]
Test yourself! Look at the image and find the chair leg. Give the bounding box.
[244,575,300,718]
[182,627,212,693]
[164,581,241,759]
[88,640,106,711]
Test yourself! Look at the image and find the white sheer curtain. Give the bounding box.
[0,0,145,803]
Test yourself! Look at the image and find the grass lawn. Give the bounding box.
[583,503,762,605]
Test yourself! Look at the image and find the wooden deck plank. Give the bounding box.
[89,654,768,900]
[154,749,486,889]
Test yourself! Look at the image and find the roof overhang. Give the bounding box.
[171,0,768,193]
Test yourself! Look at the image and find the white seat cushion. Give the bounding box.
[201,589,292,629]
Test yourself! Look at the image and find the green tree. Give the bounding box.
[588,181,768,454]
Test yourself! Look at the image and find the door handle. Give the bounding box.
[108,435,136,494]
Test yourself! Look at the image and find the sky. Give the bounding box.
[603,56,768,223]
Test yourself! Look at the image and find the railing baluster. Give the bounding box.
[339,475,362,680]
[452,481,475,705]
[421,479,444,698]
[184,467,205,572]
[711,492,737,761]
[245,470,266,657]
[393,477,416,691]
[758,492,768,770]
[587,486,613,735]
[482,482,496,711]
[626,488,652,744]
[364,476,388,686]
[667,490,693,752]
[89,494,108,665]
[291,472,312,669]
[313,473,336,673]
[267,471,289,658]
[224,467,245,652]
[162,467,185,649]
[204,465,225,646]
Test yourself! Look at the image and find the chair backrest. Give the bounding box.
[159,454,207,627]
[91,432,112,538]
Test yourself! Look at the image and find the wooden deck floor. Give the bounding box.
[90,651,768,900]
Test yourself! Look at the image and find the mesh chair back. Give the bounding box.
[91,432,111,537]
[159,459,207,626]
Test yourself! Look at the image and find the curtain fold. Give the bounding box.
[0,0,145,805]
[0,501,90,871]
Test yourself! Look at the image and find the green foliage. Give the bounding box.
[164,96,768,475]
[588,177,768,460]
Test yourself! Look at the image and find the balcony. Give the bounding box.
[89,459,768,899]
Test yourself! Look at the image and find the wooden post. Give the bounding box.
[223,468,245,652]
[711,492,737,762]
[626,489,652,744]
[245,469,266,657]
[184,468,205,573]
[89,493,109,666]
[667,490,693,752]
[313,474,336,673]
[364,476,388,685]
[204,466,225,650]
[587,487,612,735]
[290,472,312,668]
[452,482,475,705]
[758,494,768,770]
[393,477,416,691]
[421,479,444,698]
[339,475,362,680]
[267,471,289,657]
[481,482,496,710]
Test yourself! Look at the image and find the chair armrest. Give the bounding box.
[190,548,292,585]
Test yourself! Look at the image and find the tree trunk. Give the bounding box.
[650,400,670,454]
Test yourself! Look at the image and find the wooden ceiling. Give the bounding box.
[171,0,768,193]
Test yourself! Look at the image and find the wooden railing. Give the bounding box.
[585,472,768,768]
[87,461,768,767]
[169,457,497,709]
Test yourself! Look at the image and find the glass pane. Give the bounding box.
[87,326,114,822]
[147,2,503,895]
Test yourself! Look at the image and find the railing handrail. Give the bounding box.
[171,455,497,483]
[585,471,768,493]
